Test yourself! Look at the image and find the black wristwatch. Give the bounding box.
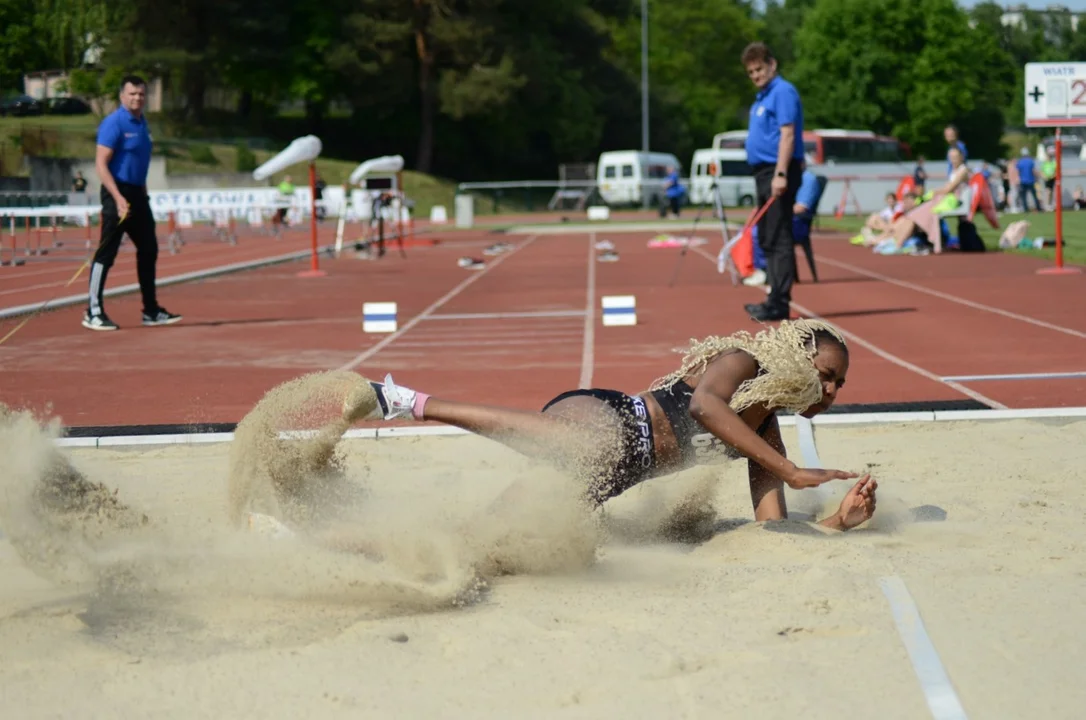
[776,171,786,178]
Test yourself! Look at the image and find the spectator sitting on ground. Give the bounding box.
[865,148,970,255]
[1073,185,1086,210]
[850,191,905,245]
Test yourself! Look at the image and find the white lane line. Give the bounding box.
[879,576,969,720]
[690,247,1007,410]
[336,235,538,371]
[384,337,582,349]
[940,371,1086,382]
[790,298,1007,410]
[424,310,585,320]
[580,232,597,389]
[817,255,1086,341]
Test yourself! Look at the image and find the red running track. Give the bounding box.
[0,225,1084,428]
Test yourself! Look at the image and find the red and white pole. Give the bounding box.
[297,161,326,278]
[1039,128,1081,275]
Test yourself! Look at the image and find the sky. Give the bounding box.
[958,0,1086,8]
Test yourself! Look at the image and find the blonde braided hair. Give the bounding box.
[648,319,847,414]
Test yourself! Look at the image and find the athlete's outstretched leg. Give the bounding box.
[343,374,623,470]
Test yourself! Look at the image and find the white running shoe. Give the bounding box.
[247,512,296,539]
[342,373,417,422]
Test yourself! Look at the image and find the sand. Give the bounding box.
[2,400,1085,719]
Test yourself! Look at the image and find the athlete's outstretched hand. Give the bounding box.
[785,466,858,489]
[835,475,878,529]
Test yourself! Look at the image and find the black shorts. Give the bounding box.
[542,388,655,504]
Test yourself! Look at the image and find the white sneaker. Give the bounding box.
[343,373,417,422]
[247,512,295,539]
[742,269,767,287]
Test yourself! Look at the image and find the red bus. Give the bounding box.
[712,128,911,164]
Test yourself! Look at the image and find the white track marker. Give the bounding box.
[336,235,538,371]
[689,247,1007,410]
[940,371,1086,382]
[818,256,1086,341]
[580,232,597,389]
[879,576,969,720]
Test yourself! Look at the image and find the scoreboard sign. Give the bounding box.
[1025,62,1086,128]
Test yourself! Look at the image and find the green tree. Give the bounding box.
[32,0,110,71]
[607,0,758,159]
[758,0,817,70]
[792,0,1010,162]
[67,65,126,117]
[0,0,48,93]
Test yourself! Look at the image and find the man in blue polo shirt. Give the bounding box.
[83,75,181,331]
[741,42,805,322]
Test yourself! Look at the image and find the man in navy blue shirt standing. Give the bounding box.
[83,75,181,331]
[741,43,805,322]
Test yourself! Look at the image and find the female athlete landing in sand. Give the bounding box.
[343,318,877,531]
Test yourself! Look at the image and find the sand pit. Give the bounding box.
[2,399,1086,718]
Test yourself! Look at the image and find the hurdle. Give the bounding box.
[1,204,101,266]
[337,155,413,258]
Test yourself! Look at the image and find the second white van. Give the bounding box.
[596,150,683,207]
[688,148,757,208]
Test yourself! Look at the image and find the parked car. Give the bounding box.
[46,97,91,115]
[0,94,45,117]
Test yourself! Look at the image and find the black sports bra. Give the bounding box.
[649,380,774,466]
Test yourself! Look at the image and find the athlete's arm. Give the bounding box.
[748,418,877,530]
[689,351,856,489]
[747,415,788,520]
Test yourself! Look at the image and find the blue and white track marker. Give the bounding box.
[601,295,636,326]
[363,302,398,333]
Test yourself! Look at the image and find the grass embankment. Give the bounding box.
[0,115,461,218]
[815,209,1086,266]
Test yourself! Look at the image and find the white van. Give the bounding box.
[596,150,683,207]
[689,147,757,207]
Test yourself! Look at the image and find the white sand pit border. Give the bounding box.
[52,406,1086,449]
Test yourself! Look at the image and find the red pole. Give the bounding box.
[297,161,326,277]
[1055,129,1064,269]
[1038,128,1081,275]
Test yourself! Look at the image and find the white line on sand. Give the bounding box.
[940,371,1086,382]
[879,576,969,720]
[336,235,539,371]
[580,232,597,389]
[689,247,1007,410]
[817,255,1086,341]
[794,415,822,468]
